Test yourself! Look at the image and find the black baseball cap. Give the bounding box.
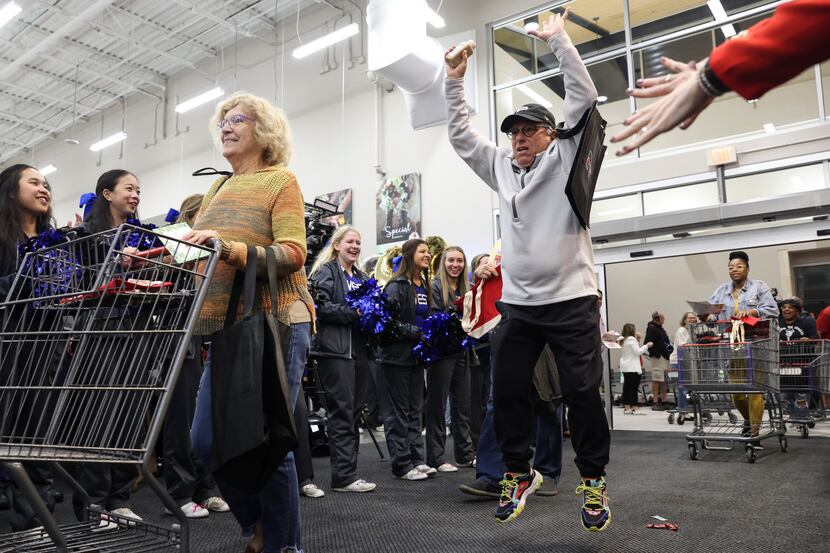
[780,297,803,311]
[500,103,557,133]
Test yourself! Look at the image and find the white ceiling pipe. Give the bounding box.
[0,0,117,82]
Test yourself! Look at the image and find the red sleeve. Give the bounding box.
[817,305,830,340]
[708,0,830,100]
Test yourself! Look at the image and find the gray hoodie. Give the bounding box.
[445,31,598,306]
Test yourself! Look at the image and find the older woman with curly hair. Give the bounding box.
[186,92,314,553]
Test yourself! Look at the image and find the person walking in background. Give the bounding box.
[644,312,671,411]
[708,251,779,444]
[618,324,651,415]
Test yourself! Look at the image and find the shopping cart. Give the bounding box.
[678,319,787,463]
[779,339,829,439]
[0,224,218,553]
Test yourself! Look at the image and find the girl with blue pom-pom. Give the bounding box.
[425,247,475,473]
[308,225,377,494]
[379,238,433,481]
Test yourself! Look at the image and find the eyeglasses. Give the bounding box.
[216,114,253,130]
[505,124,548,140]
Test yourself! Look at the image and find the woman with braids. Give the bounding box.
[379,238,435,481]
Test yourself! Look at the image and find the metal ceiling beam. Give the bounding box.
[108,5,217,57]
[169,0,276,46]
[0,0,117,82]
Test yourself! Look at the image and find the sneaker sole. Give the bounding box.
[332,487,377,493]
[583,511,612,532]
[496,473,543,524]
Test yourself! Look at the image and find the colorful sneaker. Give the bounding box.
[414,464,438,477]
[494,470,542,523]
[575,477,611,532]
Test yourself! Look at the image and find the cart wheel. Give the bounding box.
[800,426,809,439]
[677,415,685,425]
[728,412,738,424]
[667,414,674,424]
[688,443,700,460]
[779,436,788,452]
[745,446,756,463]
[807,421,816,429]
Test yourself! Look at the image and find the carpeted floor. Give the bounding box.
[3,429,829,552]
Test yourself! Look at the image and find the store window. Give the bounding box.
[642,181,719,215]
[726,164,826,203]
[591,194,642,224]
[493,0,624,86]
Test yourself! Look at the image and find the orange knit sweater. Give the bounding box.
[192,165,315,335]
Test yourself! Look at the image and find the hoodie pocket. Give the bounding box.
[511,195,519,221]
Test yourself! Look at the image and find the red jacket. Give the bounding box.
[709,0,830,100]
[817,305,830,340]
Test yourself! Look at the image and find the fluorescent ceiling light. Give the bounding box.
[293,23,359,59]
[517,84,552,108]
[39,164,57,176]
[597,95,608,104]
[175,87,225,113]
[423,3,445,29]
[707,0,736,38]
[763,123,776,134]
[89,131,127,152]
[0,2,22,30]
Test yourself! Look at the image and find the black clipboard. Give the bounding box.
[557,101,607,229]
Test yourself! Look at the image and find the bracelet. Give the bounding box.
[696,61,730,98]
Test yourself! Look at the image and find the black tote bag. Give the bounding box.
[209,246,298,493]
[558,100,608,229]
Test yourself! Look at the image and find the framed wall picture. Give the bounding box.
[376,173,421,246]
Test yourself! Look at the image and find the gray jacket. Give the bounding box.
[446,31,598,306]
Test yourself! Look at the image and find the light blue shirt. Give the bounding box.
[708,279,780,319]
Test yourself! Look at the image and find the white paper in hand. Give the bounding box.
[155,222,211,265]
[686,300,724,315]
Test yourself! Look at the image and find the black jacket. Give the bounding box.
[430,279,465,361]
[379,276,423,366]
[645,321,671,360]
[310,260,368,359]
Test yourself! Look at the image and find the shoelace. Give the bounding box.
[575,480,605,507]
[498,475,519,501]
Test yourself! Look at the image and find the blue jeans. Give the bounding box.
[191,323,310,553]
[476,365,563,485]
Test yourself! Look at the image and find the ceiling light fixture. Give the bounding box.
[39,164,57,176]
[707,0,736,38]
[89,131,127,152]
[0,1,22,30]
[293,22,360,59]
[175,87,225,113]
[517,84,552,108]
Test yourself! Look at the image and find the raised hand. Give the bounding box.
[527,7,571,42]
[628,56,698,99]
[444,45,470,80]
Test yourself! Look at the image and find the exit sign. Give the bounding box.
[707,146,737,166]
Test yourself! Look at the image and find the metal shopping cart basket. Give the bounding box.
[0,224,218,552]
[678,318,786,463]
[779,339,829,439]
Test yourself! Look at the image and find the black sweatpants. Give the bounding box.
[364,359,383,428]
[73,463,136,519]
[622,372,641,406]
[163,339,217,505]
[425,357,474,467]
[468,347,491,448]
[317,354,369,487]
[491,296,610,478]
[381,363,425,477]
